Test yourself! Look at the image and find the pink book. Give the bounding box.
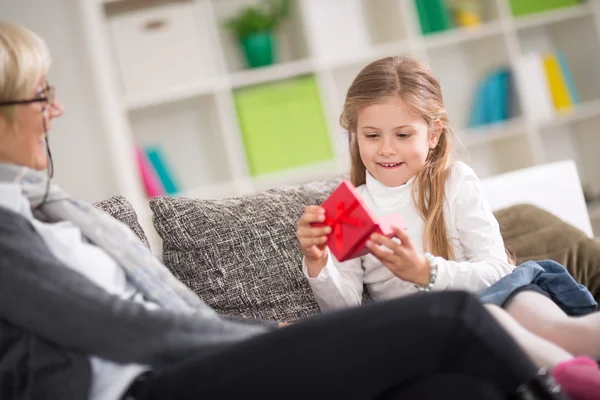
[134,145,166,198]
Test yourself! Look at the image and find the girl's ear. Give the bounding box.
[429,120,442,149]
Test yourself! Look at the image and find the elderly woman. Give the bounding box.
[0,20,593,400]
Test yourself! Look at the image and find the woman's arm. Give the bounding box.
[0,209,273,367]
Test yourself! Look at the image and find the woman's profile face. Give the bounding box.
[0,74,64,170]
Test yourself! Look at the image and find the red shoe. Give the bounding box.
[552,357,600,400]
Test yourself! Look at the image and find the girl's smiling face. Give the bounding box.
[356,95,439,187]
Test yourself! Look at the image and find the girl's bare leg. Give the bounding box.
[504,291,600,358]
[484,304,573,368]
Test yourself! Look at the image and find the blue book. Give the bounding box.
[471,69,515,128]
[556,50,580,105]
[144,145,181,195]
[497,69,511,121]
[481,73,497,124]
[488,71,503,123]
[470,76,491,127]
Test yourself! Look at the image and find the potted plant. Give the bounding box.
[224,0,291,69]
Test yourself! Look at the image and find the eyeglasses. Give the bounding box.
[0,84,56,107]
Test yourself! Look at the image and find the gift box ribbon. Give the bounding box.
[324,200,364,251]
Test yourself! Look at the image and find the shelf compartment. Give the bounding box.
[428,34,515,132]
[129,94,233,196]
[518,14,600,105]
[210,0,310,74]
[105,0,220,101]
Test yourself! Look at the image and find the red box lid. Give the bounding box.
[313,180,379,261]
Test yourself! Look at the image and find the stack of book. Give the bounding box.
[469,67,517,128]
[517,50,580,123]
[134,144,181,198]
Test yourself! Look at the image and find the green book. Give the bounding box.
[424,0,453,33]
[509,0,581,17]
[415,0,453,35]
[234,75,334,177]
[414,0,432,34]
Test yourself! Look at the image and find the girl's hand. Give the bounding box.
[296,206,331,275]
[365,226,430,286]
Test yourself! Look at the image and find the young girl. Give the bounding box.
[297,56,600,399]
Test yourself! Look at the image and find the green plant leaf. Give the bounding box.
[224,0,292,38]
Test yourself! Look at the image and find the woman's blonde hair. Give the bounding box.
[0,21,51,126]
[340,56,456,260]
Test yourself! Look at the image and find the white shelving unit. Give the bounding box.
[75,0,600,246]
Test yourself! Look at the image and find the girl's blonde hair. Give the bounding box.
[0,21,51,126]
[340,56,456,260]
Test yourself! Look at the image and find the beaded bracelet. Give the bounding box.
[415,252,438,292]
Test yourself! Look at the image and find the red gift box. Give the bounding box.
[312,180,408,262]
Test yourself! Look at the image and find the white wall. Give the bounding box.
[1,0,117,202]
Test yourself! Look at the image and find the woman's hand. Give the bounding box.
[365,226,430,286]
[296,206,331,277]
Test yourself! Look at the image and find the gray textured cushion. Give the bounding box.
[94,195,151,249]
[150,180,342,322]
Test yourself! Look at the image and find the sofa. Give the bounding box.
[95,160,600,323]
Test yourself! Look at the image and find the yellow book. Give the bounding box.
[543,53,573,111]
